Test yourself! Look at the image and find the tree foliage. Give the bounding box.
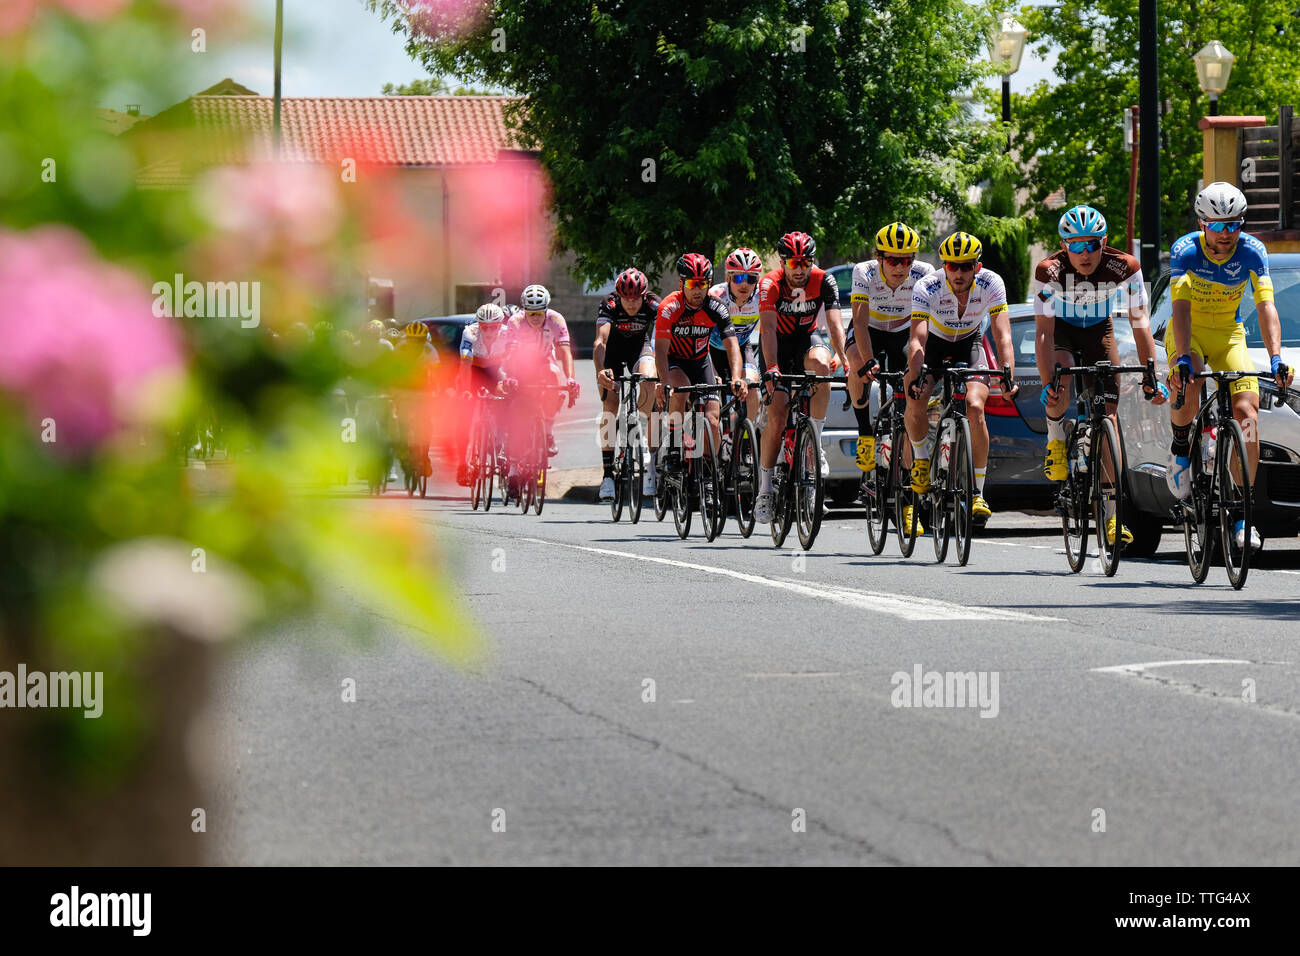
[380,77,493,95]
[367,0,1012,282]
[1009,0,1300,251]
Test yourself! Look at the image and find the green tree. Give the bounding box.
[380,77,494,95]
[367,0,1013,282]
[1009,0,1300,253]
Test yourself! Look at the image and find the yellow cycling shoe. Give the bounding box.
[910,457,931,494]
[902,504,926,536]
[1106,516,1133,546]
[856,435,875,473]
[972,495,991,518]
[1043,439,1067,482]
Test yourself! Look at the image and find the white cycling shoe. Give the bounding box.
[818,446,830,479]
[1233,520,1262,552]
[1165,451,1192,500]
[598,476,615,502]
[754,492,774,523]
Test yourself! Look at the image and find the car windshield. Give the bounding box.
[1006,311,1038,367]
[428,320,469,349]
[1151,266,1300,347]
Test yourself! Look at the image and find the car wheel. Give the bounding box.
[1125,509,1163,559]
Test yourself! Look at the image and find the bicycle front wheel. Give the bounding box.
[698,423,723,541]
[629,416,645,524]
[951,418,975,567]
[894,425,919,558]
[1183,429,1212,583]
[1093,418,1124,577]
[770,466,793,548]
[731,417,759,538]
[794,419,824,550]
[610,443,625,523]
[1059,419,1088,572]
[1217,419,1252,590]
[864,424,890,555]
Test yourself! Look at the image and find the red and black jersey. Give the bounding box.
[596,292,660,346]
[655,291,734,361]
[757,266,839,336]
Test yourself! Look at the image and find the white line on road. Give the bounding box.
[1091,658,1300,720]
[1091,659,1253,674]
[519,537,1065,622]
[552,417,602,429]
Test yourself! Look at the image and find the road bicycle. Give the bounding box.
[856,367,912,556]
[1172,368,1285,589]
[901,362,1012,566]
[659,383,729,541]
[467,389,507,511]
[762,373,843,550]
[503,383,572,516]
[609,373,657,524]
[717,387,760,538]
[1049,359,1156,576]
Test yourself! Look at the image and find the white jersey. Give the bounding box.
[850,259,935,332]
[459,322,510,363]
[910,268,1008,343]
[503,309,570,365]
[707,282,761,348]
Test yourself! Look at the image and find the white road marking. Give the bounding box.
[519,537,1065,622]
[746,671,849,679]
[552,416,602,429]
[1091,659,1252,674]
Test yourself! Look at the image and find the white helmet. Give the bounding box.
[520,284,551,311]
[475,303,505,325]
[1194,181,1248,221]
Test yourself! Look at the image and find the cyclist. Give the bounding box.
[849,221,934,533]
[1033,204,1168,546]
[904,231,1018,520]
[709,248,764,432]
[394,320,438,484]
[1165,182,1293,551]
[654,253,746,476]
[500,284,578,501]
[455,302,510,486]
[594,268,661,502]
[754,231,847,523]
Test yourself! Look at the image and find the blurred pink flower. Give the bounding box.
[0,226,185,453]
[0,0,244,36]
[407,0,491,40]
[197,162,342,261]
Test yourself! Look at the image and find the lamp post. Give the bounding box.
[988,13,1028,145]
[273,0,283,158]
[1193,40,1236,116]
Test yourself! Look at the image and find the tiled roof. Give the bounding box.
[187,95,530,167]
[1044,187,1067,210]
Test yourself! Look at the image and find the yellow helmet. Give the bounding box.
[404,321,428,339]
[939,232,982,263]
[875,222,921,256]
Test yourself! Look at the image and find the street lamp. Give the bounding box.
[989,14,1029,129]
[1193,40,1235,116]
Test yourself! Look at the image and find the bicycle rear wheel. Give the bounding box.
[671,466,692,539]
[951,418,975,567]
[469,425,484,511]
[864,424,890,555]
[931,434,952,563]
[731,417,759,538]
[1093,418,1123,577]
[610,443,625,523]
[770,466,793,548]
[893,426,919,557]
[1217,419,1251,590]
[794,418,823,550]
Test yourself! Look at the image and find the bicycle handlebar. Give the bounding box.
[1172,367,1286,411]
[1049,359,1156,396]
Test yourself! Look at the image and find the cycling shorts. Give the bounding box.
[1165,321,1258,397]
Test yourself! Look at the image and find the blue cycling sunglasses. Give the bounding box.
[1065,238,1104,254]
[1204,219,1245,233]
[730,273,758,284]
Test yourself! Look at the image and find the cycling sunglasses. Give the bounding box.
[783,257,812,270]
[943,261,976,273]
[682,278,712,290]
[879,254,915,267]
[1065,238,1104,254]
[729,273,758,285]
[1204,219,1245,233]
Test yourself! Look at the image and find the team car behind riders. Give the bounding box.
[594,268,662,501]
[848,221,934,533]
[754,231,848,523]
[1164,181,1294,551]
[904,231,1018,521]
[1032,204,1168,546]
[654,253,746,474]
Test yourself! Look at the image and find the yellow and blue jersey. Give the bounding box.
[1168,231,1274,329]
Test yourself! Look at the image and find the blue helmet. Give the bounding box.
[1058,204,1108,240]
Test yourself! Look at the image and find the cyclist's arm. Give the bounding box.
[457,354,472,393]
[1257,298,1283,363]
[907,315,929,387]
[759,308,779,377]
[850,298,875,367]
[593,323,611,379]
[825,305,847,368]
[1169,298,1192,376]
[724,336,743,386]
[989,304,1015,382]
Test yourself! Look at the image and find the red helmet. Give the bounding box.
[615,268,648,297]
[777,231,816,260]
[675,252,713,282]
[724,247,762,273]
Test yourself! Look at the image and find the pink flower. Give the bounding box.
[407,0,491,40]
[197,162,342,261]
[0,0,244,36]
[0,226,185,454]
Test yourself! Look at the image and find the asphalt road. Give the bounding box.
[208,477,1300,866]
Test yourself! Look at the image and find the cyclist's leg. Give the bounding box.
[663,362,692,465]
[1220,324,1262,483]
[742,345,761,425]
[600,352,627,485]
